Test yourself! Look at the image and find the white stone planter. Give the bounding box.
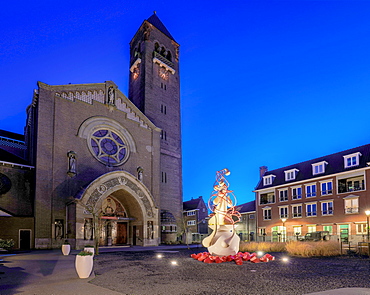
[75,255,93,279]
[61,244,70,255]
[84,247,95,256]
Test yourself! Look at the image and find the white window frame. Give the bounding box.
[344,196,359,214]
[356,223,367,234]
[187,220,196,226]
[321,200,334,216]
[284,168,299,181]
[278,188,288,202]
[323,225,333,235]
[292,204,302,218]
[186,211,196,216]
[320,180,333,196]
[343,152,361,168]
[307,225,316,233]
[262,207,272,220]
[263,175,275,186]
[293,226,302,236]
[312,161,328,175]
[306,202,317,217]
[291,186,302,200]
[279,206,289,219]
[305,183,316,198]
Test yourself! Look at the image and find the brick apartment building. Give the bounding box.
[255,144,370,243]
[183,196,208,243]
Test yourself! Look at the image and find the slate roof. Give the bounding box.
[235,201,256,213]
[0,129,24,141]
[0,147,29,166]
[183,196,204,211]
[255,143,370,191]
[146,13,175,41]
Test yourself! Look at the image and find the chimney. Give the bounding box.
[259,166,268,178]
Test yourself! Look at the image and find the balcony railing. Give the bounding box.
[338,179,365,193]
[345,207,359,214]
[153,51,175,69]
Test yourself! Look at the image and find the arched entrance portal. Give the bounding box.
[75,171,159,248]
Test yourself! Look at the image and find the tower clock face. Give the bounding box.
[159,67,169,80]
[133,67,140,79]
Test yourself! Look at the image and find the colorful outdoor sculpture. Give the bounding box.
[202,168,241,256]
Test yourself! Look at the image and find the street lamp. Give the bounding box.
[281,218,287,242]
[365,210,370,242]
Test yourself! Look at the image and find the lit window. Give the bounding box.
[306,203,317,217]
[356,223,367,234]
[260,192,275,205]
[344,197,359,214]
[307,225,316,233]
[305,184,316,198]
[323,225,333,235]
[343,152,361,168]
[321,201,333,215]
[292,187,302,200]
[312,161,327,175]
[321,181,333,195]
[292,204,302,218]
[293,226,302,236]
[263,175,275,186]
[89,129,128,166]
[279,189,288,202]
[284,169,299,181]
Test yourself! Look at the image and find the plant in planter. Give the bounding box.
[61,240,71,256]
[83,245,95,256]
[75,251,93,279]
[0,239,15,252]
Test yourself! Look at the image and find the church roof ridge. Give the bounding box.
[146,12,175,41]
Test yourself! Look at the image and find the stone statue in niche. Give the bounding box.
[55,220,63,239]
[67,151,77,176]
[137,167,143,182]
[84,219,92,240]
[147,221,154,239]
[108,87,115,105]
[103,197,116,215]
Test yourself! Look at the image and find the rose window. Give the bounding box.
[90,130,128,166]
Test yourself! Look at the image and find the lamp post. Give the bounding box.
[365,210,370,242]
[281,218,287,242]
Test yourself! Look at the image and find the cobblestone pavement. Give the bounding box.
[91,247,370,295]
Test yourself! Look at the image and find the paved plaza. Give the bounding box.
[0,245,369,295]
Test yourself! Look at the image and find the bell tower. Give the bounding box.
[128,13,182,242]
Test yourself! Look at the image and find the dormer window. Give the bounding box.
[263,175,275,186]
[284,169,299,181]
[343,152,361,168]
[312,161,328,175]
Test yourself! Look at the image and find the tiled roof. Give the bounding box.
[183,196,204,211]
[235,201,255,213]
[255,143,370,190]
[146,13,175,41]
[0,147,29,166]
[0,129,24,141]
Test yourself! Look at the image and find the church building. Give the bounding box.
[0,13,183,250]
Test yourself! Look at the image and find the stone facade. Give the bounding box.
[0,13,183,249]
[129,13,183,242]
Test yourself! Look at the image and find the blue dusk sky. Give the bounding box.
[1,1,370,205]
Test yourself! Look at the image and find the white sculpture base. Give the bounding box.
[203,224,240,257]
